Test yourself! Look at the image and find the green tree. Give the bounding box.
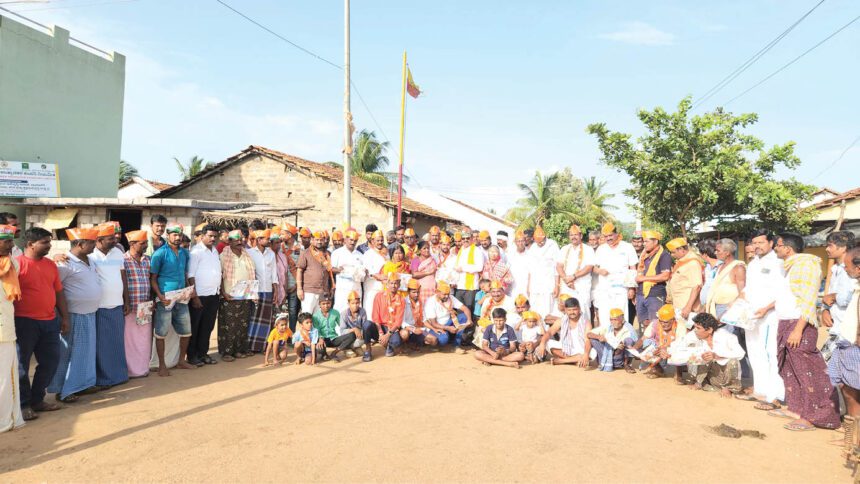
[505,171,564,230]
[174,155,212,181]
[587,97,814,238]
[582,176,617,223]
[118,160,139,184]
[325,129,407,190]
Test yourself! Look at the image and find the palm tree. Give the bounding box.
[505,171,568,229]
[174,155,211,181]
[582,176,618,222]
[118,160,139,184]
[325,130,407,190]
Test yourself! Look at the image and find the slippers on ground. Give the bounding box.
[22,408,38,421]
[767,409,795,419]
[784,421,815,432]
[55,393,78,403]
[222,355,236,362]
[31,401,62,412]
[755,402,780,411]
[646,373,661,379]
[734,393,758,402]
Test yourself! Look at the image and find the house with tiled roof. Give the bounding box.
[118,176,175,198]
[155,145,459,232]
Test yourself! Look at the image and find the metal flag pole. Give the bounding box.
[343,0,352,227]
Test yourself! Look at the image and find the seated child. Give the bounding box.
[473,308,524,368]
[587,307,637,372]
[682,312,745,397]
[473,278,492,318]
[292,312,319,365]
[516,310,545,364]
[264,314,293,366]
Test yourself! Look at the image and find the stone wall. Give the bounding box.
[164,154,396,231]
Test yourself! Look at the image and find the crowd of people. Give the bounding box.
[0,210,858,443]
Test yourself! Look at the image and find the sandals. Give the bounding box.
[222,355,236,362]
[755,401,781,411]
[55,393,79,403]
[235,353,250,359]
[646,373,661,379]
[701,384,718,392]
[22,407,38,421]
[767,409,795,419]
[31,401,62,412]
[202,355,218,365]
[734,393,758,402]
[784,420,815,432]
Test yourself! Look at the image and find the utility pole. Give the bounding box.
[342,0,352,227]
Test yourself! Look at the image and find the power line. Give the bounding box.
[692,0,825,109]
[215,0,341,69]
[722,13,860,106]
[811,134,860,182]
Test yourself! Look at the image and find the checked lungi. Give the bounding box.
[248,292,274,353]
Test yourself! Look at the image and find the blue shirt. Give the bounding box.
[150,244,189,294]
[483,324,517,351]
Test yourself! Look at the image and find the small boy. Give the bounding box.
[683,312,746,397]
[474,278,492,317]
[292,312,319,365]
[263,314,293,366]
[587,308,637,372]
[516,311,545,364]
[473,308,524,368]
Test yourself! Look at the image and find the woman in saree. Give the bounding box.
[482,245,514,293]
[410,241,438,304]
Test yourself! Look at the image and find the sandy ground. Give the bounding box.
[0,342,855,483]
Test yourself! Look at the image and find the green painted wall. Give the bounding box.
[0,14,125,206]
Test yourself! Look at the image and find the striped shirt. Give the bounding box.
[123,252,151,312]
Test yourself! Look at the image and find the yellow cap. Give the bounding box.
[521,311,539,321]
[657,304,675,322]
[533,226,546,241]
[601,222,615,235]
[477,317,492,328]
[436,281,451,294]
[666,237,687,251]
[489,280,503,290]
[568,224,582,235]
[609,308,624,319]
[347,291,360,302]
[478,230,490,240]
[641,230,662,241]
[514,294,529,306]
[406,279,420,290]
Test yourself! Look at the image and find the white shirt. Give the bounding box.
[331,246,365,287]
[828,262,855,335]
[527,239,560,292]
[838,281,860,343]
[454,245,486,290]
[594,241,638,292]
[424,295,464,324]
[434,251,457,285]
[745,250,785,313]
[361,247,387,293]
[90,246,125,308]
[556,243,596,292]
[249,246,278,293]
[507,248,532,297]
[679,327,746,365]
[187,244,222,297]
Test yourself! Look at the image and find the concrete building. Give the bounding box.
[118,177,174,199]
[0,12,125,215]
[410,189,516,236]
[156,145,459,232]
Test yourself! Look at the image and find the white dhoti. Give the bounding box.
[0,342,24,432]
[300,292,322,315]
[745,310,785,402]
[529,291,555,319]
[595,286,629,328]
[334,282,362,314]
[363,280,382,320]
[150,325,180,369]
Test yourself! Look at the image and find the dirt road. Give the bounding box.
[0,348,852,483]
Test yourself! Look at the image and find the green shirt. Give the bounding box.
[312,308,341,339]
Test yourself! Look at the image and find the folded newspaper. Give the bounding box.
[229,280,259,300]
[720,299,754,330]
[136,301,153,326]
[163,286,195,310]
[626,345,659,363]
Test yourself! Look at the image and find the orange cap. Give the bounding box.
[96,223,117,238]
[283,223,298,235]
[666,237,687,251]
[331,230,344,241]
[406,279,420,290]
[514,294,529,306]
[568,224,582,235]
[254,229,271,239]
[404,228,416,237]
[440,233,451,244]
[489,280,503,290]
[299,227,312,237]
[609,308,624,319]
[125,230,148,242]
[601,222,616,235]
[436,281,451,294]
[478,230,490,240]
[344,229,359,240]
[533,226,546,241]
[386,272,400,282]
[429,226,441,235]
[657,304,675,322]
[347,291,360,302]
[66,227,99,241]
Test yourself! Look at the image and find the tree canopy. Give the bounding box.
[587,97,815,237]
[118,160,139,184]
[174,155,212,181]
[325,129,407,191]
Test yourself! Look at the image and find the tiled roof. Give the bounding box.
[815,187,860,209]
[118,177,174,192]
[440,195,516,228]
[155,145,459,223]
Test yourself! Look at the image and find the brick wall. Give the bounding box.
[164,154,396,231]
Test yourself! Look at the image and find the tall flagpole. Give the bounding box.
[397,50,407,226]
[343,0,352,227]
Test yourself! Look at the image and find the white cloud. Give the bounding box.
[599,21,675,46]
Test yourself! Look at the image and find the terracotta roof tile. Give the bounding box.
[814,187,860,209]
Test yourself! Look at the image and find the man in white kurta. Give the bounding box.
[331,230,365,313]
[556,224,596,324]
[745,231,786,405]
[0,225,24,432]
[593,223,637,328]
[507,231,532,299]
[526,227,560,318]
[361,231,388,318]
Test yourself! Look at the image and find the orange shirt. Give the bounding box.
[372,291,405,329]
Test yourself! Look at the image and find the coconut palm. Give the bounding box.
[174,155,211,181]
[582,176,618,222]
[505,171,570,229]
[325,129,408,190]
[119,160,139,184]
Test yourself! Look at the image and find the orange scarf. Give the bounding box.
[0,256,21,301]
[672,256,704,274]
[657,321,678,349]
[310,247,334,287]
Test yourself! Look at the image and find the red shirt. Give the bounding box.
[372,291,405,329]
[14,255,63,321]
[216,241,227,254]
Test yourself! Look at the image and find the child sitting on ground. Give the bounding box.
[292,312,318,365]
[263,314,293,366]
[474,308,524,368]
[516,311,545,364]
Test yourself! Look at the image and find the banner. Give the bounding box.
[0,161,60,198]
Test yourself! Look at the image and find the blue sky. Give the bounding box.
[6,0,859,221]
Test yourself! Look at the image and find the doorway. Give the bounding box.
[109,209,142,250]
